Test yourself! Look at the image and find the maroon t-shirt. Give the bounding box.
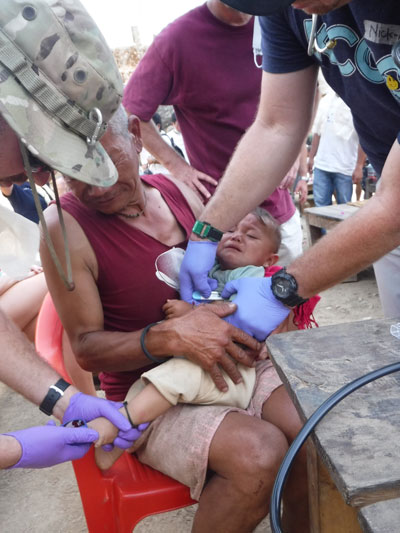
[60,175,196,400]
[123,3,294,223]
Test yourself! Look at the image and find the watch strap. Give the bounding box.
[280,292,308,308]
[39,378,71,416]
[192,220,223,242]
[271,268,308,308]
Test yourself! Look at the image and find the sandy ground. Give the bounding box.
[0,218,385,533]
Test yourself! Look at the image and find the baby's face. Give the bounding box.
[217,213,277,270]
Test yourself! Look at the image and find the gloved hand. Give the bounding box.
[63,392,140,449]
[221,277,290,341]
[6,420,99,468]
[179,240,218,302]
[102,423,149,452]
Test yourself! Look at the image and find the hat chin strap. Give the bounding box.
[20,143,75,291]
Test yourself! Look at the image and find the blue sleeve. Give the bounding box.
[260,11,315,74]
[6,183,47,223]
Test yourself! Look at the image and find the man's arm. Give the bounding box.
[179,65,318,302]
[307,133,320,175]
[138,119,218,200]
[0,308,76,419]
[200,65,318,230]
[289,139,400,298]
[352,144,367,185]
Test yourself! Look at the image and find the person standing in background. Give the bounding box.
[123,0,304,266]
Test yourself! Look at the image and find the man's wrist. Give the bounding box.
[299,176,309,183]
[140,321,172,360]
[192,221,223,242]
[52,385,78,421]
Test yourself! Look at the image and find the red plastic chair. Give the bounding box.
[35,293,195,532]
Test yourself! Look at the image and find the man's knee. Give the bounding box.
[219,422,288,498]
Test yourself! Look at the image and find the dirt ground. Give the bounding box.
[0,221,385,533]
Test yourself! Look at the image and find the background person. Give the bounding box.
[0,182,48,224]
[123,0,304,266]
[308,89,365,209]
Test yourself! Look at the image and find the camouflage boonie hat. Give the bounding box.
[0,0,124,186]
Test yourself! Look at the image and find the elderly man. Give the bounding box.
[0,0,143,469]
[41,105,309,532]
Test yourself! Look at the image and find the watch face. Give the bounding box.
[274,278,291,298]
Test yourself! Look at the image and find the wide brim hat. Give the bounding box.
[0,0,124,187]
[221,0,294,16]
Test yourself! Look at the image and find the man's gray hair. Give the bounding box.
[108,106,130,139]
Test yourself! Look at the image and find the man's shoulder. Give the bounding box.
[144,173,202,218]
[154,5,207,46]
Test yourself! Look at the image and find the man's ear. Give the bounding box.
[128,114,143,153]
[263,253,279,267]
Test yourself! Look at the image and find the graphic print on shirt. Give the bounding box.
[303,18,400,102]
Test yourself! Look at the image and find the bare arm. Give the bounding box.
[289,139,400,297]
[0,308,78,420]
[307,133,320,174]
[138,118,218,200]
[352,144,367,185]
[199,65,319,231]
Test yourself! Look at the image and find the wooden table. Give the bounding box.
[304,203,360,247]
[266,318,400,533]
[358,498,400,533]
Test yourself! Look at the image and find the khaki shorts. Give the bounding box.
[141,357,256,409]
[130,359,283,500]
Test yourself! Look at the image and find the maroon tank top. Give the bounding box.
[60,174,195,400]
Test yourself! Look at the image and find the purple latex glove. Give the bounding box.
[6,420,98,468]
[221,277,290,341]
[179,240,218,303]
[102,423,149,452]
[64,393,149,450]
[63,392,133,446]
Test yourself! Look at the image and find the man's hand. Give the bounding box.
[179,240,218,302]
[352,164,363,184]
[63,392,140,449]
[173,164,218,200]
[6,420,99,468]
[163,302,261,392]
[294,179,308,205]
[221,277,290,341]
[279,162,298,190]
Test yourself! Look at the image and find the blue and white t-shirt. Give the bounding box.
[260,1,400,174]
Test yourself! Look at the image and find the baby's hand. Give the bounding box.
[162,299,193,319]
[87,417,118,448]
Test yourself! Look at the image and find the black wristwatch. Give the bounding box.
[39,378,71,416]
[271,268,308,307]
[192,221,223,242]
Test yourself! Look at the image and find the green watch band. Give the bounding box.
[192,220,223,242]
